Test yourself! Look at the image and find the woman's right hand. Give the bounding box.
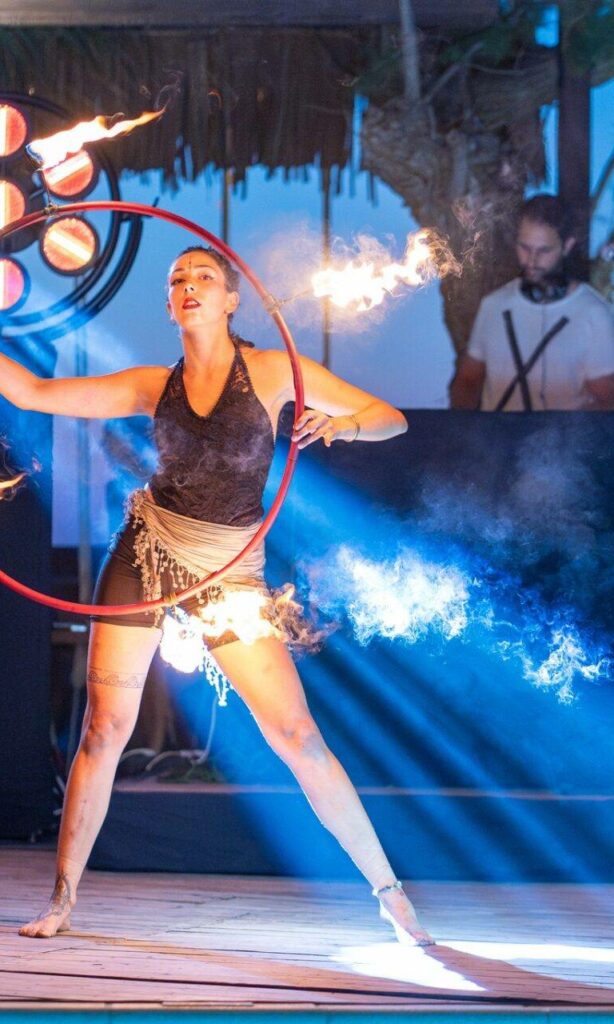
[292,409,357,448]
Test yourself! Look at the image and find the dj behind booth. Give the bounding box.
[450,194,614,413]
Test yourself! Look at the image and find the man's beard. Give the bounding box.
[520,256,569,303]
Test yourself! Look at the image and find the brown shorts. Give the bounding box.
[91,517,263,650]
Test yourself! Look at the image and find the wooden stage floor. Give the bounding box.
[1,848,613,1017]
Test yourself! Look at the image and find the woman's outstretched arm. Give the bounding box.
[275,351,407,448]
[0,351,169,418]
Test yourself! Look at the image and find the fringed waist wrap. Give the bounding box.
[123,489,322,709]
[127,487,266,609]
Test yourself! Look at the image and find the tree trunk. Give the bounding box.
[361,98,533,353]
[360,31,614,353]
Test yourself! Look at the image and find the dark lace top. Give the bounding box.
[149,341,275,526]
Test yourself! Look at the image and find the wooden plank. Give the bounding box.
[0,971,422,1005]
[0,1,498,30]
[2,939,614,1004]
[1,849,613,1009]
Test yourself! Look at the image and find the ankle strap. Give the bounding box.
[372,879,404,898]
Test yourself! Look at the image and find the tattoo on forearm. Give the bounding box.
[88,667,146,689]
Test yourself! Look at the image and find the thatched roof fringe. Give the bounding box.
[0,27,372,188]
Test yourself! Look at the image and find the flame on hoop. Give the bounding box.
[159,584,323,683]
[198,589,280,647]
[159,589,282,704]
[28,108,165,171]
[312,228,460,311]
[0,471,26,496]
[159,592,277,677]
[0,438,35,502]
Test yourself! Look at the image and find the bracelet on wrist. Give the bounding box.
[348,414,360,442]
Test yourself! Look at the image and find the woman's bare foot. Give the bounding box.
[18,871,74,939]
[377,885,434,947]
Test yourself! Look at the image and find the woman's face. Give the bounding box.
[166,252,239,330]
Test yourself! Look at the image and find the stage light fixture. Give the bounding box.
[0,173,46,257]
[0,257,28,312]
[0,91,141,340]
[0,180,26,229]
[42,149,97,199]
[0,104,28,158]
[40,216,99,275]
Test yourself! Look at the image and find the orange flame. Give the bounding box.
[198,589,279,647]
[159,591,278,675]
[312,228,460,311]
[29,109,165,170]
[160,585,310,669]
[0,471,26,496]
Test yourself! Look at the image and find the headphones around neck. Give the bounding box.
[520,266,569,304]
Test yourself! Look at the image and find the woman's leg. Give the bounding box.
[212,637,433,945]
[19,621,161,938]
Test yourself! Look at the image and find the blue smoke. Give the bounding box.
[304,537,610,704]
[281,418,614,705]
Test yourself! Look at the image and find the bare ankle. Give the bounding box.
[55,855,84,903]
[50,869,77,910]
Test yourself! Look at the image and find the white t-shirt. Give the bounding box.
[467,279,614,411]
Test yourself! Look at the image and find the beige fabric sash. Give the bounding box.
[127,487,265,605]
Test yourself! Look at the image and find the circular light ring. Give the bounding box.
[0,200,305,617]
[1,94,143,337]
[0,176,46,257]
[0,104,28,158]
[0,92,129,336]
[0,180,26,230]
[40,215,99,275]
[43,149,98,199]
[0,257,29,313]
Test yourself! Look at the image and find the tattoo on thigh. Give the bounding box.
[88,667,146,689]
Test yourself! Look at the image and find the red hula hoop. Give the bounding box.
[0,200,305,616]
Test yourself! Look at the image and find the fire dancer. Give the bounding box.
[6,245,433,946]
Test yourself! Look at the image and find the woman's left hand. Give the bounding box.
[292,410,355,449]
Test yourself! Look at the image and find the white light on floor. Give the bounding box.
[446,941,614,964]
[332,943,484,991]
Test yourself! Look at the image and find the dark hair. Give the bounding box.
[518,194,575,242]
[174,245,241,293]
[171,245,241,330]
